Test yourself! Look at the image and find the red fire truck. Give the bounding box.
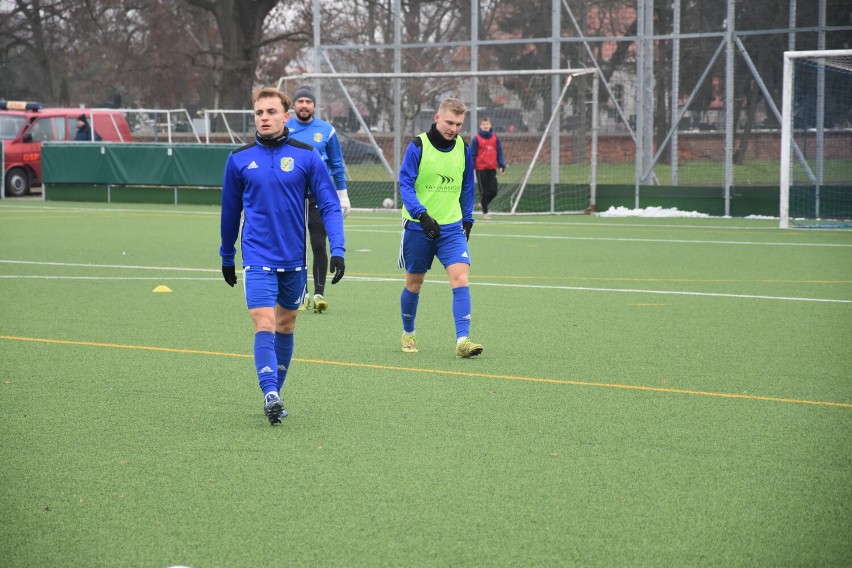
[1,101,133,196]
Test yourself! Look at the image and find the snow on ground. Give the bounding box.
[595,206,711,218]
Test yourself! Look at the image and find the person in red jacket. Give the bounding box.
[469,117,506,220]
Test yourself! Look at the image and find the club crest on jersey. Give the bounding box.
[313,132,323,143]
[280,157,294,172]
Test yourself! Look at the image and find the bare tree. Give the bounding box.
[183,0,280,109]
[0,0,70,101]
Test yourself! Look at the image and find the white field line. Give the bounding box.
[0,204,220,216]
[0,259,216,272]
[1,262,850,304]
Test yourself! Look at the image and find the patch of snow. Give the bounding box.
[596,206,710,218]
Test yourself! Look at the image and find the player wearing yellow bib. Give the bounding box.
[397,98,483,357]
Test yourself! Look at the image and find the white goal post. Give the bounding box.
[275,68,599,215]
[779,49,852,229]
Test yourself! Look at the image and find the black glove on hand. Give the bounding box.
[463,221,473,241]
[330,256,345,284]
[418,212,441,240]
[222,265,237,287]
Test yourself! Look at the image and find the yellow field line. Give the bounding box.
[3,335,850,409]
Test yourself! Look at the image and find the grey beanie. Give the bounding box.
[293,85,316,104]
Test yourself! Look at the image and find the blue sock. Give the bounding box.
[274,332,294,392]
[401,288,419,334]
[253,331,278,395]
[452,286,472,340]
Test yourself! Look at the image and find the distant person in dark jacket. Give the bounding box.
[74,114,101,141]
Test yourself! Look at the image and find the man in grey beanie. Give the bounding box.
[286,85,350,313]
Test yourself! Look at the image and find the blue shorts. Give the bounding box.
[398,224,471,274]
[244,267,308,310]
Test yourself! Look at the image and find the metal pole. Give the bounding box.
[788,0,797,51]
[393,0,402,206]
[591,72,599,211]
[313,0,321,105]
[642,0,654,188]
[471,0,478,136]
[815,0,826,218]
[671,0,681,185]
[550,0,561,213]
[634,0,645,209]
[779,53,794,229]
[723,0,735,217]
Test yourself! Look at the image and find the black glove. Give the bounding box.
[418,212,441,240]
[463,221,473,241]
[330,256,345,284]
[222,265,237,287]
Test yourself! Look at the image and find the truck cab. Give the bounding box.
[1,101,133,196]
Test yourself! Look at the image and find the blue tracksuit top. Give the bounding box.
[219,130,345,270]
[285,116,347,191]
[398,130,475,231]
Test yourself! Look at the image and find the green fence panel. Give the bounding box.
[730,186,779,217]
[109,145,175,185]
[43,184,110,202]
[43,143,236,187]
[639,185,725,216]
[171,145,237,187]
[177,186,222,206]
[42,143,119,184]
[594,185,635,211]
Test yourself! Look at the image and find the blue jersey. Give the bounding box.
[219,131,345,270]
[285,116,347,191]
[398,134,475,232]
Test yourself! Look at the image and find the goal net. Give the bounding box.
[276,68,598,215]
[780,50,852,228]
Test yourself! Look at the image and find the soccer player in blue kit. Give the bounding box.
[285,85,350,313]
[219,87,346,425]
[397,97,483,358]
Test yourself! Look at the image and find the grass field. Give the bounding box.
[1,200,850,567]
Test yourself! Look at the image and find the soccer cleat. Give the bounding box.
[298,296,310,311]
[482,213,492,220]
[313,294,329,313]
[456,338,484,358]
[401,332,418,353]
[263,392,287,425]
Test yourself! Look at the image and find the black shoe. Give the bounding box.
[263,392,287,425]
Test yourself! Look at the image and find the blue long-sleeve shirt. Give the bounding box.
[285,116,347,191]
[398,131,475,231]
[220,130,345,270]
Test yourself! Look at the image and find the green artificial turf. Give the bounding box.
[1,201,850,567]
